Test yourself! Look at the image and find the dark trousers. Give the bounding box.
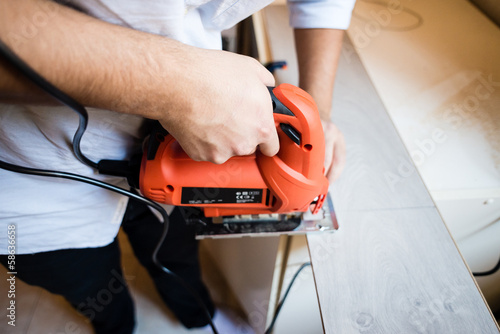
[0,201,215,333]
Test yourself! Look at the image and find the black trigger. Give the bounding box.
[280,123,301,145]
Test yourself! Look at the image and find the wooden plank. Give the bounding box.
[325,36,435,212]
[262,5,499,333]
[252,11,273,64]
[308,208,499,333]
[314,34,499,334]
[346,0,500,315]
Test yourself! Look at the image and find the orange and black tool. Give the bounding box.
[139,84,329,218]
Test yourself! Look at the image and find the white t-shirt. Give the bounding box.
[0,0,354,254]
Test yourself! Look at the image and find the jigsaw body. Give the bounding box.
[139,84,336,238]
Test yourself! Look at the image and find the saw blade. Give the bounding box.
[193,192,338,239]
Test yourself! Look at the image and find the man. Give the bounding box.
[0,0,354,332]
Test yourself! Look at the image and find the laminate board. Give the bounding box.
[307,208,499,333]
[329,37,435,211]
[346,0,500,314]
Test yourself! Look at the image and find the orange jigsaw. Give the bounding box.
[139,84,329,218]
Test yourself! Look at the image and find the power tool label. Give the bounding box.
[181,188,263,205]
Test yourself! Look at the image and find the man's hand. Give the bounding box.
[157,49,279,164]
[321,120,346,183]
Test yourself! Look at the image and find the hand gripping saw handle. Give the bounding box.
[139,83,329,217]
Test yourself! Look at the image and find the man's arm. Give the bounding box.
[0,0,279,164]
[294,28,346,182]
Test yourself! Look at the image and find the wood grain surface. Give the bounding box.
[263,5,500,333]
[325,38,435,212]
[308,208,499,333]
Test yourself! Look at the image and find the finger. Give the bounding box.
[258,128,280,157]
[323,138,334,177]
[257,89,279,156]
[321,121,334,178]
[327,135,346,183]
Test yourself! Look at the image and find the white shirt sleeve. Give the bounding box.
[287,0,356,29]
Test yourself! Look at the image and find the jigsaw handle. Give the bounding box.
[268,84,326,178]
[259,84,329,214]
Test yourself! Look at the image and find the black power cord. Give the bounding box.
[0,159,218,333]
[265,262,312,334]
[0,39,218,333]
[0,39,97,169]
[473,255,500,277]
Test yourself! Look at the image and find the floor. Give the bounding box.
[0,230,244,334]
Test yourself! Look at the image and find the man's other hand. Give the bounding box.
[322,120,346,183]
